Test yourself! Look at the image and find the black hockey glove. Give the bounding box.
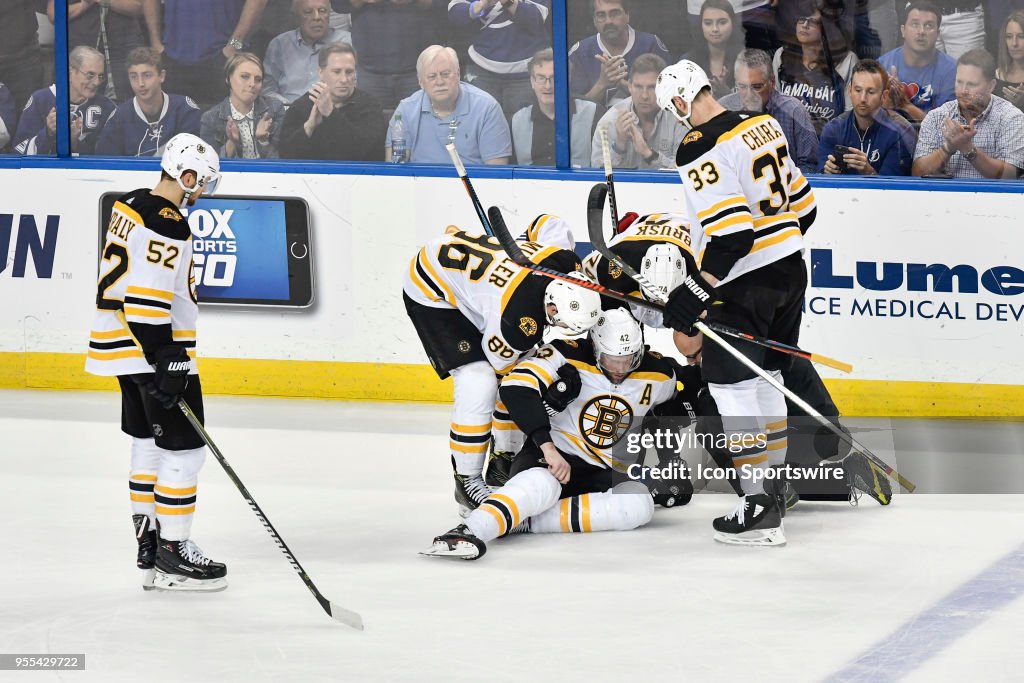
[146,345,190,409]
[646,456,694,508]
[663,274,717,333]
[542,364,581,416]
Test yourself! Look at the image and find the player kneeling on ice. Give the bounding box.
[422,308,697,560]
[403,219,602,516]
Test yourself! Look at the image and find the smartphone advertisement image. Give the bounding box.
[99,194,314,308]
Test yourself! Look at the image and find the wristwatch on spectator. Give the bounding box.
[963,147,978,162]
[228,38,244,51]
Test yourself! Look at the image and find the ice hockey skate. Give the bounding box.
[484,449,515,488]
[843,451,893,506]
[712,493,786,546]
[454,471,492,518]
[420,524,487,560]
[152,538,228,592]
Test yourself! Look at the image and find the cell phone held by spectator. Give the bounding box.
[832,144,849,172]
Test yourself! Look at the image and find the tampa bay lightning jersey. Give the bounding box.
[94,92,201,157]
[13,85,116,155]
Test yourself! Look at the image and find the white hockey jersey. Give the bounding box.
[403,215,579,372]
[501,339,679,469]
[674,111,817,285]
[86,189,198,377]
[581,211,698,328]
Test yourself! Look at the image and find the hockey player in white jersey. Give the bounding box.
[403,215,602,515]
[422,308,699,560]
[655,60,819,546]
[86,133,227,591]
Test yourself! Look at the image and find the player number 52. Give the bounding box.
[146,240,180,270]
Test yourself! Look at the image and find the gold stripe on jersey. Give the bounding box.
[112,200,145,226]
[629,370,673,383]
[749,227,802,255]
[714,113,774,146]
[517,361,554,387]
[415,248,458,306]
[90,328,132,340]
[126,285,173,301]
[87,348,144,361]
[526,214,552,242]
[407,256,439,302]
[504,369,541,391]
[499,244,560,312]
[697,196,747,221]
[124,306,170,319]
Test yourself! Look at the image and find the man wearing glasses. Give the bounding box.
[263,0,352,106]
[386,45,511,164]
[511,48,597,167]
[14,46,115,155]
[719,49,819,175]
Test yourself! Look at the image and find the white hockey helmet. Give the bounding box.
[655,60,711,127]
[544,272,602,335]
[161,133,221,200]
[591,307,644,381]
[640,243,687,302]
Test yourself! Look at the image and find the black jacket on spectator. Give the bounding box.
[279,88,386,161]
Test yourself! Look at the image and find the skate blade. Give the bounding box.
[457,505,472,519]
[141,568,156,591]
[419,541,480,561]
[151,571,228,592]
[852,473,892,506]
[713,525,786,547]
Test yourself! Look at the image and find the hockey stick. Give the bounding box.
[584,184,853,374]
[599,129,620,239]
[493,203,914,494]
[177,400,365,629]
[446,143,494,237]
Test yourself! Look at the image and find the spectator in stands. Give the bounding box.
[686,0,776,53]
[201,52,285,159]
[0,83,17,153]
[142,0,268,110]
[511,48,597,166]
[332,0,435,113]
[591,53,681,169]
[774,1,859,134]
[279,43,385,160]
[569,0,671,108]
[0,0,45,112]
[935,0,985,59]
[386,45,511,164]
[878,1,956,124]
[819,59,917,175]
[14,46,116,155]
[720,49,820,175]
[95,47,201,156]
[263,0,351,106]
[684,0,744,99]
[448,0,551,119]
[49,0,146,103]
[995,10,1024,111]
[913,48,1024,178]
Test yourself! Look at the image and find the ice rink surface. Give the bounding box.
[1,389,1022,683]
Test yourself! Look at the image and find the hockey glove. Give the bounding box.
[146,345,190,409]
[663,273,717,333]
[646,456,694,508]
[542,364,582,416]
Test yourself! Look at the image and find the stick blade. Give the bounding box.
[487,205,526,264]
[328,602,365,630]
[586,183,609,248]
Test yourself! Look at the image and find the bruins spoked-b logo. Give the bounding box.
[519,316,538,336]
[457,340,472,354]
[578,395,634,449]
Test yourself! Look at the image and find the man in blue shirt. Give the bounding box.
[263,0,351,106]
[568,0,671,108]
[819,60,918,176]
[878,1,957,123]
[386,45,511,164]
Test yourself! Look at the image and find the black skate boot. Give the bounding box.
[153,538,228,592]
[454,460,493,518]
[133,514,158,569]
[420,524,487,560]
[843,452,893,506]
[712,493,786,546]
[484,449,515,488]
[765,470,799,513]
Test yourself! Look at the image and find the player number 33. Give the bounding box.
[687,161,720,191]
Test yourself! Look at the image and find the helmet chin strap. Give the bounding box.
[669,96,694,129]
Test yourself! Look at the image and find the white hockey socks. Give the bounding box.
[465,468,561,542]
[129,437,161,524]
[154,446,205,541]
[449,362,498,476]
[530,482,655,533]
[758,371,788,468]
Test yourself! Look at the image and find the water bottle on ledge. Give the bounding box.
[391,113,407,163]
